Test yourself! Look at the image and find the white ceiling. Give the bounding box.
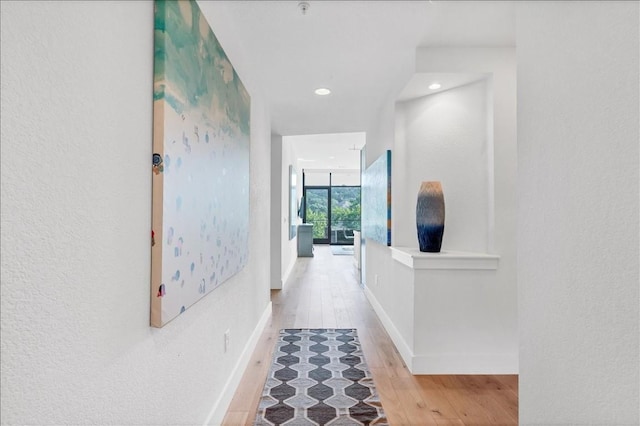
[287,132,366,171]
[198,1,516,137]
[198,1,515,170]
[397,73,489,101]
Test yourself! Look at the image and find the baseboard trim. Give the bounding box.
[364,286,517,375]
[363,286,415,372]
[411,353,518,374]
[203,301,272,426]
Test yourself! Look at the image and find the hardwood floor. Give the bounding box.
[222,245,518,426]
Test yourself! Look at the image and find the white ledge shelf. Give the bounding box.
[390,247,499,270]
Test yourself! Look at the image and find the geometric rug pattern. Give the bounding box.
[254,329,388,425]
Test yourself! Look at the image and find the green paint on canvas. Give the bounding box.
[153,0,250,134]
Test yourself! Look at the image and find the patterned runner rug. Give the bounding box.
[255,329,387,426]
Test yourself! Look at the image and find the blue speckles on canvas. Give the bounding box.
[152,0,250,327]
[182,132,191,153]
[174,237,183,256]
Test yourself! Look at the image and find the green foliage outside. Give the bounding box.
[306,209,329,239]
[305,187,361,240]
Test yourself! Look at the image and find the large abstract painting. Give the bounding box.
[151,0,250,327]
[362,150,391,246]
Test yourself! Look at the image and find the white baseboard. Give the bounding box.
[363,286,415,372]
[203,301,272,426]
[412,353,518,374]
[364,286,518,375]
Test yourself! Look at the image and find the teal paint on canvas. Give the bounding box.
[151,0,251,327]
[153,0,250,134]
[362,150,391,246]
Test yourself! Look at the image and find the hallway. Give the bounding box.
[223,246,518,425]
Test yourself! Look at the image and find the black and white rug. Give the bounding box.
[255,329,387,426]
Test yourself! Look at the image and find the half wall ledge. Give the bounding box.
[390,247,499,270]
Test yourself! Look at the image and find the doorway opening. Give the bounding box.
[287,132,365,246]
[303,182,360,245]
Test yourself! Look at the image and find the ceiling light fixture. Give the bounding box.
[429,83,442,90]
[298,2,310,15]
[314,88,331,96]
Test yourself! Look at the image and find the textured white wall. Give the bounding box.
[395,79,490,251]
[281,137,298,286]
[270,135,284,289]
[366,48,518,374]
[0,2,271,424]
[517,2,639,424]
[267,134,302,289]
[364,101,396,298]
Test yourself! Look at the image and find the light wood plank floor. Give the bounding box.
[222,245,518,426]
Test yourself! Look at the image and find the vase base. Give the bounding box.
[417,223,444,253]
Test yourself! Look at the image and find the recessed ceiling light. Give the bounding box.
[329,156,335,159]
[429,83,441,90]
[314,88,331,96]
[298,1,310,15]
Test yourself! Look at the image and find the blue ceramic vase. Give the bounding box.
[416,181,445,252]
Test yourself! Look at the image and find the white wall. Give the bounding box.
[367,244,416,351]
[269,134,301,290]
[365,102,397,170]
[270,135,283,289]
[364,100,396,291]
[414,48,517,265]
[517,2,639,424]
[395,79,490,251]
[280,137,298,287]
[0,2,271,424]
[365,47,518,374]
